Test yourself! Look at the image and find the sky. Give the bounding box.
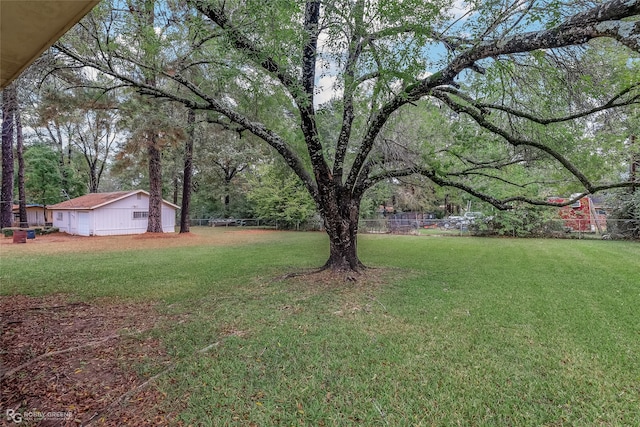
[312,0,475,107]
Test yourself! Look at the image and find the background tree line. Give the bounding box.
[1,63,479,229]
[2,0,639,264]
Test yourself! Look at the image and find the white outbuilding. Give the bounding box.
[48,190,179,236]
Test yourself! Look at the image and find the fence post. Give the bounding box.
[579,220,583,239]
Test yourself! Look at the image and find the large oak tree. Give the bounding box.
[57,0,640,271]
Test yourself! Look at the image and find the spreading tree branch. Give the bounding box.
[334,0,366,182]
[431,89,632,194]
[54,42,318,198]
[345,0,640,199]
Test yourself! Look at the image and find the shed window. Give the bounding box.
[56,212,63,221]
[133,211,149,220]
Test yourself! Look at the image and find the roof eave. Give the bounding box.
[1,0,100,89]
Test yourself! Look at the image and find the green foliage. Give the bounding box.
[462,40,639,198]
[41,226,59,235]
[61,159,87,199]
[475,204,565,237]
[188,122,266,219]
[360,182,394,218]
[247,164,317,229]
[30,85,119,194]
[190,189,253,220]
[2,226,58,236]
[23,144,85,205]
[606,190,640,239]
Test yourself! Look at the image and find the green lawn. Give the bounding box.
[2,230,639,426]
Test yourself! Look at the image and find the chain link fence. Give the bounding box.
[359,218,640,240]
[189,217,323,231]
[188,217,639,240]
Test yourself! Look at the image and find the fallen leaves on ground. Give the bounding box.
[0,295,178,426]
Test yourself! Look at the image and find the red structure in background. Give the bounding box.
[548,195,607,232]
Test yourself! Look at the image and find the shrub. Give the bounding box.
[247,165,317,230]
[605,191,640,239]
[472,205,565,237]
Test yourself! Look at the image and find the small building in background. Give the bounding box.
[48,190,178,236]
[548,195,607,232]
[11,204,51,227]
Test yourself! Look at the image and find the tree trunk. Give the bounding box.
[180,109,195,233]
[140,0,163,233]
[16,92,27,228]
[321,193,365,272]
[223,178,231,218]
[146,135,163,232]
[57,125,69,196]
[88,160,99,193]
[172,173,179,206]
[631,135,637,194]
[1,84,15,228]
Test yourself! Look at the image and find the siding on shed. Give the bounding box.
[161,204,176,233]
[26,208,47,226]
[92,194,151,236]
[52,211,81,234]
[11,205,51,226]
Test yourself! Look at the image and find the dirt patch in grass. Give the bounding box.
[277,266,404,290]
[0,228,280,256]
[275,267,409,315]
[0,295,178,426]
[274,266,424,325]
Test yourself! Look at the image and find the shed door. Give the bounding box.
[78,212,90,236]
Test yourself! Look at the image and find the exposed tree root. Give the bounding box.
[321,260,368,275]
[273,267,327,281]
[84,339,229,425]
[1,301,90,314]
[274,265,368,283]
[0,334,119,380]
[84,364,177,426]
[269,262,396,288]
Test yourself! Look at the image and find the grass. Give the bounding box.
[2,229,639,425]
